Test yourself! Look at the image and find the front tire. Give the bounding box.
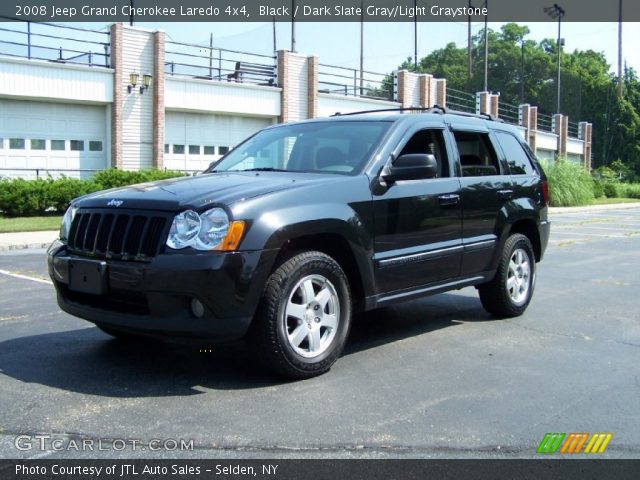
[478,233,536,318]
[250,251,352,379]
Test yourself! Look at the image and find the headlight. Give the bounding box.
[166,208,245,251]
[166,210,201,249]
[60,205,77,241]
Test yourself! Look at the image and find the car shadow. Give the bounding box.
[0,292,493,397]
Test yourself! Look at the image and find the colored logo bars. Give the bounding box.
[537,433,613,454]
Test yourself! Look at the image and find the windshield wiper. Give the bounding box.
[240,167,287,172]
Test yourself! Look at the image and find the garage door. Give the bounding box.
[0,99,108,180]
[164,111,273,172]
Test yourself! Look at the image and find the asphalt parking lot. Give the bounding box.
[0,206,639,459]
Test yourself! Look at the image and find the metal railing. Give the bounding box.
[0,17,110,67]
[317,63,391,101]
[446,88,476,114]
[498,101,520,125]
[164,39,276,86]
[537,112,553,132]
[0,167,102,179]
[568,121,580,139]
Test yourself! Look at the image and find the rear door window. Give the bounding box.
[494,131,536,175]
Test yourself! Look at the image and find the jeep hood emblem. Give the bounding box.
[107,199,124,207]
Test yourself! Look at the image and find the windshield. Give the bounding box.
[206,121,390,175]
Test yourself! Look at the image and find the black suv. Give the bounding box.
[48,109,550,379]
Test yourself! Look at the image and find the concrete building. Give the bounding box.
[0,22,592,179]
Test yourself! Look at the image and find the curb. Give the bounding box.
[0,242,54,252]
[549,203,640,214]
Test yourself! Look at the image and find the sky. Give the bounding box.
[74,20,638,78]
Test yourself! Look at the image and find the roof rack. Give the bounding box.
[331,105,504,123]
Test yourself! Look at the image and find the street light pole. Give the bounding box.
[545,3,565,114]
[483,0,488,92]
[414,0,418,71]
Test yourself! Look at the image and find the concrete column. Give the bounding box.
[307,55,318,119]
[152,30,165,169]
[435,79,446,108]
[110,23,123,169]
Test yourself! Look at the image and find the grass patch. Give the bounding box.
[591,197,640,205]
[0,215,62,233]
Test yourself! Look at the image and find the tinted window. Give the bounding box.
[453,131,500,177]
[30,139,46,150]
[70,140,84,151]
[399,129,449,178]
[89,141,103,152]
[495,132,536,175]
[210,122,390,175]
[9,138,25,149]
[51,140,66,151]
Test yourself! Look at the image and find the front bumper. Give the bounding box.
[47,241,279,341]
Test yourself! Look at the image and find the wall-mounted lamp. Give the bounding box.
[127,72,139,94]
[140,74,152,94]
[127,72,152,94]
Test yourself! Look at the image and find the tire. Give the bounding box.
[250,251,352,379]
[478,233,536,318]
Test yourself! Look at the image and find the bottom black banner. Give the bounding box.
[2,460,640,480]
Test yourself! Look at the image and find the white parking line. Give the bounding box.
[550,231,626,238]
[0,269,52,285]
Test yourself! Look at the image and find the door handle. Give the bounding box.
[497,189,514,200]
[438,193,460,206]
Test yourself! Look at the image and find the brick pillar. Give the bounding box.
[307,55,318,119]
[396,70,409,107]
[110,23,123,169]
[519,104,530,129]
[277,50,289,123]
[477,91,490,115]
[489,94,499,118]
[435,79,446,108]
[553,113,568,158]
[152,30,165,169]
[419,74,433,107]
[580,121,593,170]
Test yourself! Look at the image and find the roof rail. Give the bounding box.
[331,105,504,122]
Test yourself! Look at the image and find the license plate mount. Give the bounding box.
[68,259,108,295]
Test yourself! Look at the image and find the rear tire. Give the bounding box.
[478,233,536,318]
[250,251,352,379]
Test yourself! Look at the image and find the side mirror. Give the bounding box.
[382,153,438,183]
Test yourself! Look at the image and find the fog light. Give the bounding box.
[190,298,205,318]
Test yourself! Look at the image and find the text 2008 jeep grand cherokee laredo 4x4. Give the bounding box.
[48,109,550,379]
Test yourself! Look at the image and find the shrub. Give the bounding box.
[47,177,100,212]
[602,181,624,198]
[592,178,605,198]
[622,183,640,199]
[0,178,49,216]
[540,158,595,207]
[94,169,185,190]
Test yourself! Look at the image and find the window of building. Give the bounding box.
[0,138,4,149]
[51,140,66,151]
[30,139,46,150]
[453,131,501,177]
[494,131,536,175]
[173,144,185,154]
[204,146,215,155]
[9,138,25,149]
[70,140,84,151]
[89,141,103,152]
[164,144,170,154]
[189,145,200,155]
[218,146,229,155]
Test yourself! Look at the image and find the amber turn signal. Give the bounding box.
[216,221,246,251]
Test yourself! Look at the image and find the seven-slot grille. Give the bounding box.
[67,209,169,261]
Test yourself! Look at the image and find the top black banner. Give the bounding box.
[1,0,639,23]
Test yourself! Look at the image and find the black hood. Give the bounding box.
[74,171,334,211]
